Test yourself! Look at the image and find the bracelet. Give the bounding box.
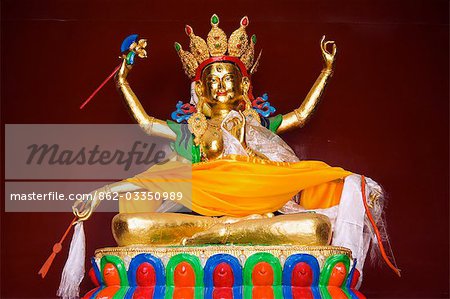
[142,120,154,136]
[321,68,333,75]
[293,108,303,123]
[116,79,130,87]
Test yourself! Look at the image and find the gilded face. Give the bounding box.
[199,62,244,106]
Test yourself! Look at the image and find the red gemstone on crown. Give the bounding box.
[242,17,248,26]
[185,25,193,35]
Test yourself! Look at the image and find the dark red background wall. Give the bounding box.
[1,0,448,298]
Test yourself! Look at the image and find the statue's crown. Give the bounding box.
[175,14,261,80]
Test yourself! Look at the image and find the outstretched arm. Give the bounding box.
[115,50,176,140]
[276,36,337,134]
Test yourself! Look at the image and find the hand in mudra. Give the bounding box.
[72,196,96,222]
[320,35,337,70]
[72,187,106,222]
[224,110,246,144]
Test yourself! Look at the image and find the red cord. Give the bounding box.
[38,216,78,278]
[79,64,121,110]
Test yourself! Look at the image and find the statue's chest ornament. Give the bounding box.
[187,112,208,145]
[187,109,260,145]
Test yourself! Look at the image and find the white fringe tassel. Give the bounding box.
[57,222,85,299]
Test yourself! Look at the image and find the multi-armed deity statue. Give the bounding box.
[56,14,399,299]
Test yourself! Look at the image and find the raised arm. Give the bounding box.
[276,36,337,134]
[115,42,176,140]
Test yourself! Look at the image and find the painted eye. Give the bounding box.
[225,75,234,82]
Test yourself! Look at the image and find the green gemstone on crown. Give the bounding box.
[252,34,257,44]
[211,14,219,25]
[174,42,181,52]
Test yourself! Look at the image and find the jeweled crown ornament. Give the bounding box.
[174,14,260,80]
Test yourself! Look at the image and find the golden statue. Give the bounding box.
[50,15,400,299]
[70,16,398,276]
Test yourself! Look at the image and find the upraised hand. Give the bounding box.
[224,111,246,144]
[116,36,148,84]
[320,35,337,71]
